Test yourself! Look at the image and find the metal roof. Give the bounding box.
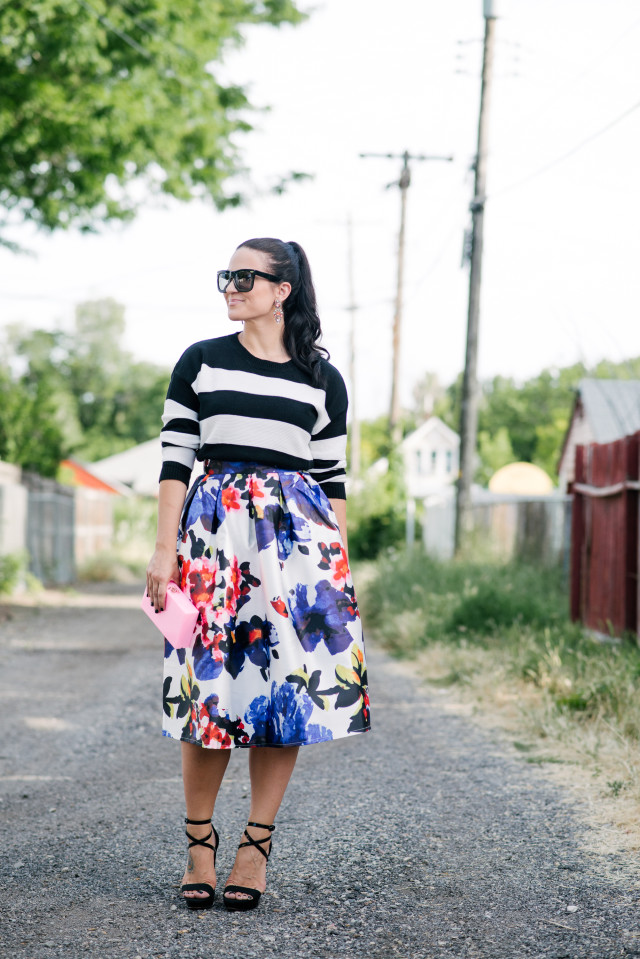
[579,378,640,443]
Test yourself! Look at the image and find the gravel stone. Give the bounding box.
[1,584,640,958]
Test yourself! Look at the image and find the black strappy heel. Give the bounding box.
[181,817,219,910]
[223,820,275,912]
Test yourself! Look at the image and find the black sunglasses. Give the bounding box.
[217,268,280,293]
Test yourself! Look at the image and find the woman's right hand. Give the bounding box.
[146,545,180,612]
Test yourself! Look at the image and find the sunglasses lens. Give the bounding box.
[234,270,254,292]
[217,271,231,292]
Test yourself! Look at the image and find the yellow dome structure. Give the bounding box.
[488,462,554,495]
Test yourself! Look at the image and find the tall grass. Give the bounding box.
[360,550,640,743]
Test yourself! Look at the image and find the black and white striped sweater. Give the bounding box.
[159,333,348,500]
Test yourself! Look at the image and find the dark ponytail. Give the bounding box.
[236,237,329,386]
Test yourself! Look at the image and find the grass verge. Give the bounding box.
[358,550,640,851]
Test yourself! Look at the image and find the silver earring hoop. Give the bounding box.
[274,299,284,324]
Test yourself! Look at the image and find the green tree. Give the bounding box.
[0,364,67,475]
[349,412,416,475]
[347,452,407,560]
[0,0,305,247]
[476,368,586,481]
[476,426,514,486]
[3,298,170,470]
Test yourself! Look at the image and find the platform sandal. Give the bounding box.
[181,817,219,910]
[223,821,275,912]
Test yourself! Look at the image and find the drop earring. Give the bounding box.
[273,299,284,324]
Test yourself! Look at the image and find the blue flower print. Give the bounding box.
[245,681,333,745]
[222,615,279,680]
[192,637,225,682]
[284,473,338,530]
[186,484,226,535]
[256,503,311,561]
[244,694,270,742]
[288,580,358,655]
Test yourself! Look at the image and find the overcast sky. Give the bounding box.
[1,0,639,419]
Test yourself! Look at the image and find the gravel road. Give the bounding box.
[1,583,639,959]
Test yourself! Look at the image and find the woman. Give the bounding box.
[146,238,370,912]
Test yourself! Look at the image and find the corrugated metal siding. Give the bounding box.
[23,473,75,585]
[570,431,639,637]
[580,379,640,444]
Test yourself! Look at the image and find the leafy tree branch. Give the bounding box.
[0,0,306,242]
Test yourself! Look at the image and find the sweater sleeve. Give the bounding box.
[159,348,200,485]
[309,364,348,500]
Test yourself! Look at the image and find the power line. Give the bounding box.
[116,1,203,64]
[75,0,208,90]
[360,149,453,440]
[76,0,151,58]
[404,222,462,306]
[490,97,640,200]
[502,14,640,138]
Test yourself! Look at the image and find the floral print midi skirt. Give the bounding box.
[162,462,371,749]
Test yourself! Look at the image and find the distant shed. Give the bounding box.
[60,459,124,495]
[558,379,640,490]
[89,438,162,497]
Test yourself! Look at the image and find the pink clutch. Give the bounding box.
[141,582,199,648]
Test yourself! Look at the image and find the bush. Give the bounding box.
[0,552,26,595]
[347,453,406,560]
[362,551,567,650]
[446,570,564,634]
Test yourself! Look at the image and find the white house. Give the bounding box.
[91,438,164,497]
[399,416,459,498]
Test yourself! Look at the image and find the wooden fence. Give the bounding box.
[421,490,571,567]
[570,430,640,638]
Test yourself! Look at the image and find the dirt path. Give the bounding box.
[1,583,639,959]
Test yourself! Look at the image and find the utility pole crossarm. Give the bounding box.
[359,151,454,163]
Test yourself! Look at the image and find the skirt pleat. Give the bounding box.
[161,462,371,749]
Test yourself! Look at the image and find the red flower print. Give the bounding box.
[186,557,219,610]
[201,721,231,748]
[221,486,241,511]
[224,556,242,615]
[248,475,266,501]
[329,543,349,586]
[317,541,350,587]
[270,596,289,618]
[180,558,192,588]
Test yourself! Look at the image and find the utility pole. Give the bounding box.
[360,149,453,445]
[455,0,499,554]
[346,214,361,480]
